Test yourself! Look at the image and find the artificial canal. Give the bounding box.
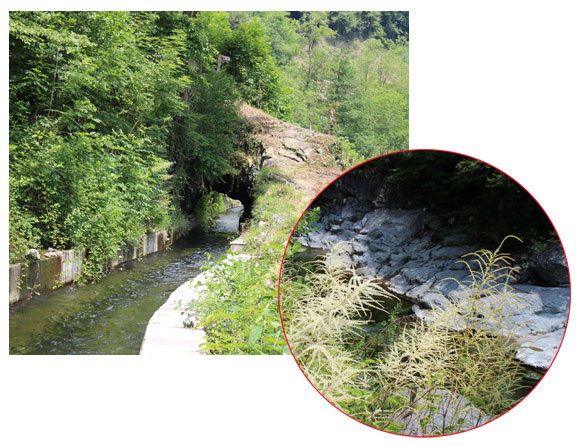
[9,206,243,355]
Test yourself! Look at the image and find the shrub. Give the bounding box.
[193,191,228,229]
[184,250,287,354]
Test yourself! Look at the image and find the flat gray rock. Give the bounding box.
[295,203,569,370]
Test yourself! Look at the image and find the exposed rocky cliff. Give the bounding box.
[237,104,341,201]
[180,104,341,221]
[222,105,342,249]
[294,155,570,370]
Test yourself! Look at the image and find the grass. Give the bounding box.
[280,238,528,436]
[281,242,396,403]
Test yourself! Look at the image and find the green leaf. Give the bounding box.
[249,325,263,343]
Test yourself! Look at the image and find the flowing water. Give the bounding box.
[9,206,243,355]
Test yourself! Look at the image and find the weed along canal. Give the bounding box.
[9,206,243,355]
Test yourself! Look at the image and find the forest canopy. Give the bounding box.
[229,11,409,156]
[9,11,409,276]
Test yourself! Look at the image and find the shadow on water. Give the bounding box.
[9,207,243,355]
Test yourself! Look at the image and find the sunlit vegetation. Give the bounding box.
[193,192,228,229]
[10,11,408,280]
[10,12,409,356]
[230,11,409,157]
[182,167,307,354]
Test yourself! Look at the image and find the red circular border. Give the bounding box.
[277,148,572,438]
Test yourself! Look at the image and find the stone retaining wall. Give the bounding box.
[9,228,187,305]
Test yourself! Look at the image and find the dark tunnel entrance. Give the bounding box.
[211,178,254,226]
[178,170,256,230]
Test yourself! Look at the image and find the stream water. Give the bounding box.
[9,206,243,355]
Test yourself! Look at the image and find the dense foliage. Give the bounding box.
[10,11,408,270]
[230,11,409,157]
[185,251,288,355]
[8,11,292,274]
[193,192,228,229]
[10,12,184,276]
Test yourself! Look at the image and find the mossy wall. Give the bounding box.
[9,229,185,305]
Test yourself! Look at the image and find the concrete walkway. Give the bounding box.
[139,253,251,355]
[139,274,208,355]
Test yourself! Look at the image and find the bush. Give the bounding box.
[184,251,287,354]
[9,125,172,278]
[330,136,363,169]
[220,19,289,118]
[193,192,228,229]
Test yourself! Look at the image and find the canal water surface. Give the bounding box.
[9,207,243,355]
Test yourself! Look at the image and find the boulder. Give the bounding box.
[25,249,40,260]
[531,245,569,286]
[341,206,362,222]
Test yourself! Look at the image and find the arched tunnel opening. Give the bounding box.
[211,176,255,227]
[178,170,256,231]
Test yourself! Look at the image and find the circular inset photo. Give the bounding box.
[278,150,570,436]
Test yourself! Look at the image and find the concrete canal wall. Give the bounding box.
[9,227,188,305]
[139,253,251,355]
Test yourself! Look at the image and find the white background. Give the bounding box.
[3,1,575,445]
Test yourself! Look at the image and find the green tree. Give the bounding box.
[298,12,336,91]
[219,18,288,117]
[9,12,211,274]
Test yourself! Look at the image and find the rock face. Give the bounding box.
[237,104,341,201]
[531,246,570,286]
[295,198,570,370]
[206,104,341,225]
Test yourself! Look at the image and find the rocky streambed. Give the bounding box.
[295,199,569,370]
